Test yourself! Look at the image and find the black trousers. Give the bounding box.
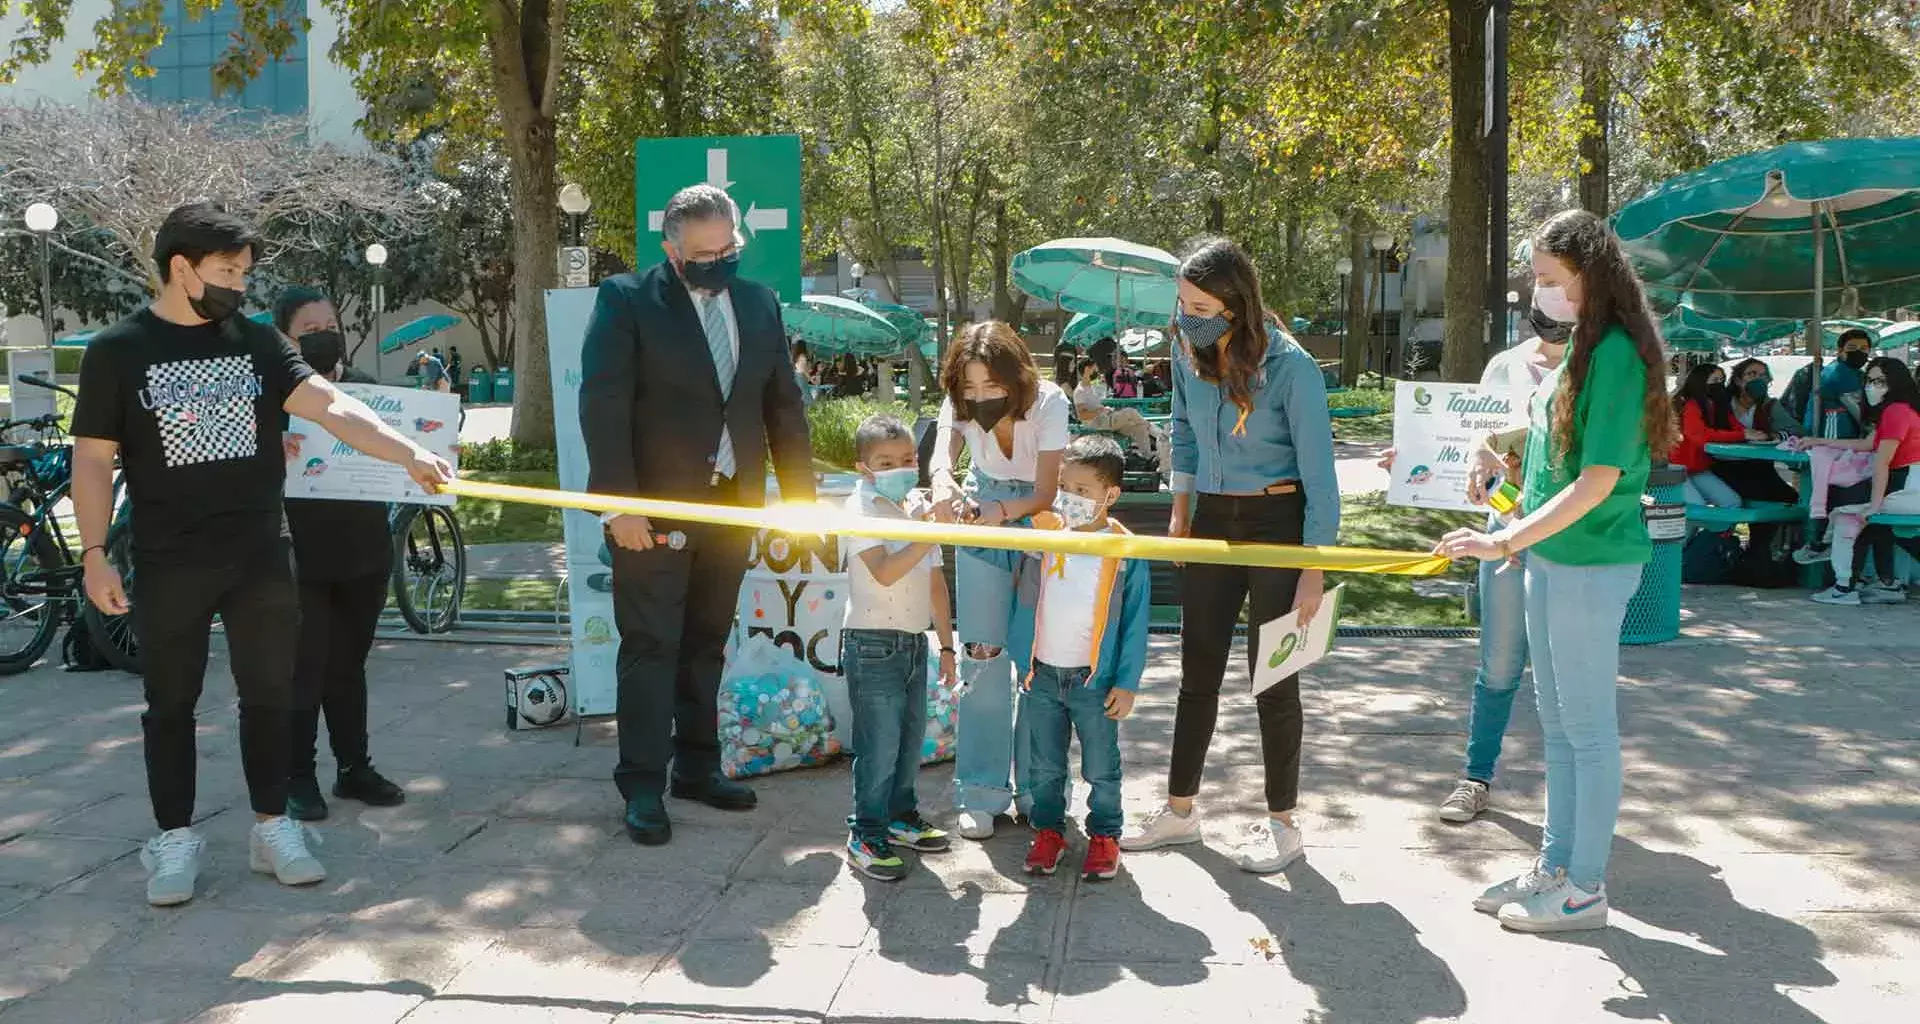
[610,512,752,799]
[1171,491,1307,814]
[134,539,300,831]
[289,571,389,778]
[1715,459,1799,506]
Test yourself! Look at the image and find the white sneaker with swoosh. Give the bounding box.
[1497,876,1609,933]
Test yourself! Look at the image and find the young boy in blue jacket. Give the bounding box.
[1010,435,1153,881]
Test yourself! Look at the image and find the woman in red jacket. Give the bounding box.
[1672,364,1763,507]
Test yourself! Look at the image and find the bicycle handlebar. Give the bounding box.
[15,374,77,400]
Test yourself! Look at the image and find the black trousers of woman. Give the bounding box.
[1171,490,1307,814]
[290,571,391,778]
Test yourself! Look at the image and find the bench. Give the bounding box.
[1685,502,1806,529]
[1868,512,1920,538]
[1329,408,1381,419]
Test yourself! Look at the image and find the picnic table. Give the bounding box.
[1104,396,1170,414]
[1705,441,1812,468]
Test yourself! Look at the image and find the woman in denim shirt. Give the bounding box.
[1118,238,1339,874]
[928,321,1071,840]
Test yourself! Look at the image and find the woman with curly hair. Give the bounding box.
[1437,209,1677,934]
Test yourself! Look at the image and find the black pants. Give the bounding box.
[1715,459,1798,506]
[289,571,389,778]
[1171,491,1306,814]
[610,512,752,799]
[134,540,300,831]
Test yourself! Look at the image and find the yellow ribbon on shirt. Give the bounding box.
[442,478,1452,577]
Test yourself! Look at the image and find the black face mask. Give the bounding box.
[1527,303,1573,345]
[679,252,740,292]
[1843,349,1870,370]
[187,267,243,324]
[965,397,1011,431]
[1744,379,1770,402]
[298,329,345,376]
[1706,382,1729,403]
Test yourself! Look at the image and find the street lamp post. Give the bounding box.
[850,261,864,292]
[364,243,389,371]
[1334,256,1353,374]
[24,203,59,350]
[1370,231,1393,378]
[558,184,591,247]
[1505,290,1520,347]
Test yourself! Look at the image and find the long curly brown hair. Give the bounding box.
[1532,210,1677,465]
[1174,238,1275,415]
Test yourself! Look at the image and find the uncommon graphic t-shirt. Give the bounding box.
[71,309,313,565]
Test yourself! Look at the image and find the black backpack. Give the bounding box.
[1781,365,1815,433]
[1681,530,1743,585]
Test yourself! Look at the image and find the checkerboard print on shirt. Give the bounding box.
[140,355,264,468]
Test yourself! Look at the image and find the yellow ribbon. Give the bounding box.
[441,478,1453,577]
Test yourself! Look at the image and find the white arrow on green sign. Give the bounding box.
[635,134,803,303]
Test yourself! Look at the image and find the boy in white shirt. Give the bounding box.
[1010,435,1153,881]
[841,415,959,880]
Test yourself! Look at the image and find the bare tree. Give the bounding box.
[0,98,426,293]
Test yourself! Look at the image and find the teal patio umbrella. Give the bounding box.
[1060,311,1118,349]
[867,302,929,347]
[1010,238,1179,329]
[378,314,463,355]
[1659,306,1804,351]
[783,295,904,357]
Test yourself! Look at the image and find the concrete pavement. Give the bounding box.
[0,587,1914,1022]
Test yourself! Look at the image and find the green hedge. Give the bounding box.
[458,438,557,473]
[807,397,921,471]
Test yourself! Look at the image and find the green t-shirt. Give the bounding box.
[1520,325,1653,566]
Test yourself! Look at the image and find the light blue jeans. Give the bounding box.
[1683,471,1744,508]
[1524,555,1640,889]
[1465,549,1528,782]
[954,470,1034,817]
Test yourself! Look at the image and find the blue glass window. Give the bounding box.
[132,0,308,118]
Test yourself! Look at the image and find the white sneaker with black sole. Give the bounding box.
[250,816,326,886]
[1438,779,1490,823]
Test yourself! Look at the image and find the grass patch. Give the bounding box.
[807,396,918,471]
[1332,412,1392,444]
[1327,386,1394,413]
[455,468,563,545]
[1329,492,1479,627]
[464,576,571,613]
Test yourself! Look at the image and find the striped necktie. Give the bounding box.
[699,293,736,479]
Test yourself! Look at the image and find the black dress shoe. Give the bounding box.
[669,772,758,811]
[334,762,407,807]
[286,774,329,822]
[624,793,672,845]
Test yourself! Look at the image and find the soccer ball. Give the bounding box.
[517,673,570,727]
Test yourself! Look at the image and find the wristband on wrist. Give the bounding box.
[81,544,106,560]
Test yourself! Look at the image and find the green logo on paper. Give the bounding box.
[1268,631,1301,667]
[1414,387,1432,407]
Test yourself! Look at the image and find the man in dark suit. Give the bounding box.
[579,184,815,845]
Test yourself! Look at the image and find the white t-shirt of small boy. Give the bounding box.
[1033,551,1105,669]
[842,486,942,633]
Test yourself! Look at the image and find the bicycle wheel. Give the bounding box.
[392,504,465,634]
[0,504,63,674]
[79,518,141,674]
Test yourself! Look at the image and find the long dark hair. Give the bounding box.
[1175,237,1274,415]
[1532,210,1678,462]
[1674,363,1733,430]
[1864,356,1919,430]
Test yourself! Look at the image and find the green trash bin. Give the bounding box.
[494,369,514,403]
[467,370,494,403]
[1622,464,1687,645]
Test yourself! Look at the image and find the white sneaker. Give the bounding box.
[1497,876,1609,933]
[1792,545,1831,566]
[1233,820,1304,874]
[1438,779,1490,823]
[1119,804,1202,852]
[1811,585,1861,606]
[954,810,996,841]
[140,827,204,907]
[1473,860,1563,914]
[249,816,326,886]
[1862,581,1909,605]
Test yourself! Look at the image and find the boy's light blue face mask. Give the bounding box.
[868,467,918,503]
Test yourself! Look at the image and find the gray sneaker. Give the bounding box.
[1119,804,1203,852]
[249,816,326,886]
[1438,779,1490,823]
[140,827,205,907]
[1862,581,1909,605]
[1474,860,1563,914]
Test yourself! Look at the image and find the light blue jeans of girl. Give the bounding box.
[1683,471,1743,508]
[1524,555,1641,890]
[1464,549,1527,783]
[953,470,1035,817]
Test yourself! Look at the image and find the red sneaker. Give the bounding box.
[1083,835,1121,881]
[1025,829,1068,875]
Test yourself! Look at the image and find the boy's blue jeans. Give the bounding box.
[842,628,929,843]
[1021,661,1123,837]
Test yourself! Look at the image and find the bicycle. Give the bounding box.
[389,501,464,634]
[0,375,139,675]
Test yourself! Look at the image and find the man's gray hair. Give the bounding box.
[662,184,740,243]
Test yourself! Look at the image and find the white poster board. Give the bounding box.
[5,349,56,421]
[1385,382,1528,513]
[1252,584,1346,694]
[543,287,621,718]
[285,383,459,505]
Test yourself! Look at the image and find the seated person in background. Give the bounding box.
[1071,359,1168,472]
[1806,356,1920,606]
[1814,329,1875,438]
[1140,361,1169,398]
[1716,358,1799,506]
[1671,364,1759,507]
[1111,359,1141,399]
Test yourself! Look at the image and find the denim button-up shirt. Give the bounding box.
[1170,324,1340,546]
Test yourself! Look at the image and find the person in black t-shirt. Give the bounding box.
[274,287,407,821]
[70,204,453,909]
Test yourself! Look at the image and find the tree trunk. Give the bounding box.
[504,113,559,447]
[1441,0,1492,385]
[1201,76,1226,233]
[1577,46,1613,216]
[1341,212,1369,387]
[990,198,1016,322]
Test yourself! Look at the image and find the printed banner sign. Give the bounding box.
[1386,382,1528,513]
[285,383,459,505]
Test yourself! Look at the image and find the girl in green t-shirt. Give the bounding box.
[1435,209,1677,935]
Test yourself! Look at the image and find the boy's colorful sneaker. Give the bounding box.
[1496,876,1610,933]
[1082,835,1121,881]
[888,813,952,853]
[1025,829,1068,875]
[845,835,908,881]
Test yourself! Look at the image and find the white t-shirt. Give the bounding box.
[932,379,1072,482]
[842,487,943,632]
[1033,550,1104,668]
[1480,339,1556,390]
[1073,382,1109,413]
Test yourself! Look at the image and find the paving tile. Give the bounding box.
[629,941,859,1020]
[828,950,1050,1022]
[439,821,623,872]
[191,989,427,1024]
[0,834,137,889]
[0,967,244,1024]
[401,999,621,1024]
[685,875,877,948]
[256,919,493,991]
[519,871,724,938]
[102,906,336,979]
[437,928,671,1007]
